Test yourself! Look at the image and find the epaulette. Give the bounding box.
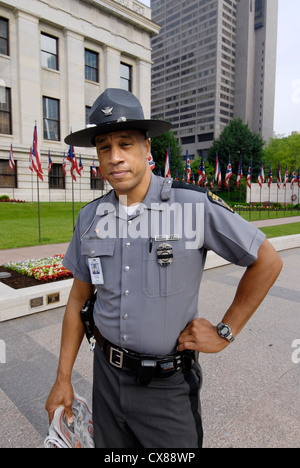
[172,181,234,213]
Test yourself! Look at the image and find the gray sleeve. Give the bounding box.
[62,211,91,283]
[203,195,266,267]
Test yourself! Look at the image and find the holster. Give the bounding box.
[80,292,97,350]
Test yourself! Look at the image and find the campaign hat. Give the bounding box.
[64,88,172,147]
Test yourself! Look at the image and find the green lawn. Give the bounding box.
[0,202,299,250]
[0,202,85,249]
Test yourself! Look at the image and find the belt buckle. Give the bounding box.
[109,347,124,368]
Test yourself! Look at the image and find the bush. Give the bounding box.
[0,195,9,201]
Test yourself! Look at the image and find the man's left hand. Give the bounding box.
[177,318,229,354]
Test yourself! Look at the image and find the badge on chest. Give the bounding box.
[156,243,174,267]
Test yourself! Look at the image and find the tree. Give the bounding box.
[150,129,185,178]
[207,118,265,182]
[264,133,300,175]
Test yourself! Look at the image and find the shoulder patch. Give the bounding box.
[207,190,234,213]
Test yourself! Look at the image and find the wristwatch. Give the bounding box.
[217,323,235,343]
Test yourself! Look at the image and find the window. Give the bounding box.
[0,17,8,56]
[90,167,104,191]
[0,88,12,135]
[43,97,60,141]
[120,63,132,91]
[49,163,65,189]
[0,159,17,188]
[85,49,99,82]
[41,33,58,70]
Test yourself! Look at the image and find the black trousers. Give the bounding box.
[92,343,203,448]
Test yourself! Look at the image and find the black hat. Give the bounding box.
[64,88,172,147]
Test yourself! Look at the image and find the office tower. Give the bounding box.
[151,0,278,159]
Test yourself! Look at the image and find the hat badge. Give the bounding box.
[102,107,113,117]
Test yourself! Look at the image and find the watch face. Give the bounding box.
[220,327,229,337]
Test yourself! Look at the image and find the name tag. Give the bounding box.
[88,258,104,285]
[154,235,180,242]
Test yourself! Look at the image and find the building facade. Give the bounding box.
[0,0,159,202]
[151,0,278,159]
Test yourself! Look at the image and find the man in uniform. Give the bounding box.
[45,88,283,448]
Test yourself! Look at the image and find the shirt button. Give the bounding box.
[122,335,128,342]
[124,290,130,296]
[125,242,131,248]
[124,266,130,272]
[123,313,128,320]
[128,220,132,225]
[91,250,95,256]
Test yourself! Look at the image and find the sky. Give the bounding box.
[139,0,300,136]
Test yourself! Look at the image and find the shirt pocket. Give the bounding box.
[142,241,187,298]
[81,237,116,289]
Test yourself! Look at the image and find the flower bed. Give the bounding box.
[0,195,27,203]
[2,255,73,283]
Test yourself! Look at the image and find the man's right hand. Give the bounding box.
[45,378,74,425]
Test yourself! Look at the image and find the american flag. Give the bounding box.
[9,144,15,172]
[32,125,44,181]
[79,155,84,175]
[277,164,282,189]
[92,160,97,178]
[258,162,265,188]
[215,154,222,187]
[164,147,171,178]
[267,162,273,188]
[67,144,80,181]
[186,150,192,184]
[197,156,205,186]
[237,159,243,188]
[148,152,155,171]
[246,160,252,189]
[291,167,297,189]
[225,158,233,189]
[48,151,53,173]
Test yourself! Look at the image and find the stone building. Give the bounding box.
[0,0,159,201]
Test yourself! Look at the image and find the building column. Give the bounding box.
[103,46,121,90]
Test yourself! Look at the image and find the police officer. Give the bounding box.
[45,89,282,448]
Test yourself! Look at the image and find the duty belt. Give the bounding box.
[94,326,195,386]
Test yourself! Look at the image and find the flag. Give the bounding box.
[79,155,84,176]
[197,156,205,186]
[291,167,297,189]
[9,144,15,172]
[277,164,282,189]
[283,165,289,187]
[48,151,53,173]
[237,159,243,188]
[174,169,179,181]
[204,176,208,188]
[29,148,34,172]
[215,154,222,187]
[32,125,44,181]
[92,160,97,178]
[148,152,155,171]
[225,158,233,189]
[164,147,171,178]
[246,160,252,189]
[192,172,195,185]
[67,144,80,181]
[182,170,186,182]
[98,164,106,182]
[267,162,273,188]
[186,150,192,184]
[258,162,265,188]
[62,153,67,176]
[298,168,300,188]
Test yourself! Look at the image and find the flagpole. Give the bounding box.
[72,172,75,230]
[37,174,41,244]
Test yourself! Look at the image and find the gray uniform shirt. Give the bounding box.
[63,174,266,355]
